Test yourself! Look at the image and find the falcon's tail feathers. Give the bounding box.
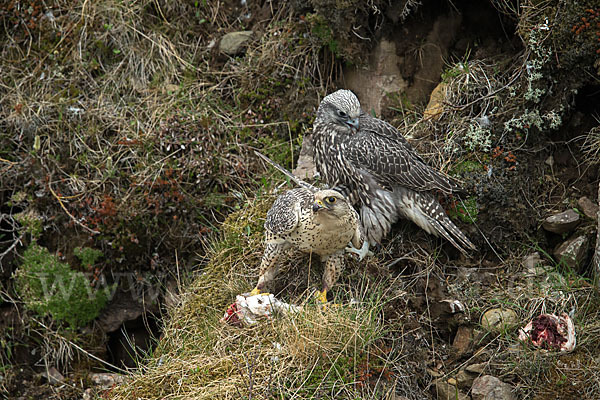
[412,191,476,256]
[254,150,317,192]
[426,214,477,256]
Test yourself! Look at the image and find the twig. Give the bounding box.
[0,233,23,270]
[254,150,317,192]
[33,318,131,374]
[48,179,100,235]
[593,181,600,288]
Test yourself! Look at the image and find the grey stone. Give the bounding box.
[466,363,486,374]
[219,31,253,55]
[434,380,469,400]
[39,366,64,384]
[90,372,125,389]
[480,308,518,332]
[524,252,551,277]
[524,252,541,270]
[542,209,579,234]
[471,375,516,400]
[456,368,477,389]
[577,196,598,219]
[553,234,589,272]
[292,134,316,180]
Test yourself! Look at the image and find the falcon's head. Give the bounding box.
[312,189,353,218]
[316,89,361,133]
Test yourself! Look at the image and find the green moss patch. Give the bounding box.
[14,243,110,329]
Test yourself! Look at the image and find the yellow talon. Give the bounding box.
[316,290,328,304]
[250,287,261,296]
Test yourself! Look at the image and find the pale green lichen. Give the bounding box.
[464,124,492,152]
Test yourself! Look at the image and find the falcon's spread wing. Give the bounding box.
[264,188,312,235]
[345,113,457,194]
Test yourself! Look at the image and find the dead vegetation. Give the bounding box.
[2,0,600,399]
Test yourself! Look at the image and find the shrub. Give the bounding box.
[14,244,110,329]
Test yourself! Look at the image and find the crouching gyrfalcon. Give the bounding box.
[250,188,366,303]
[312,89,476,255]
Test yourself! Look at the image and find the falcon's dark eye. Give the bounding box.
[326,196,337,204]
[337,110,347,118]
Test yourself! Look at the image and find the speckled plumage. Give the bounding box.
[312,89,476,254]
[255,188,364,299]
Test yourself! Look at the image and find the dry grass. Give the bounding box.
[107,194,410,399]
[111,296,391,399]
[0,0,324,269]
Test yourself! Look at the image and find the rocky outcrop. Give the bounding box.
[219,31,254,55]
[471,375,516,400]
[542,209,580,234]
[553,235,589,272]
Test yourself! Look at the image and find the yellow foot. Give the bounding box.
[316,290,328,304]
[250,288,270,296]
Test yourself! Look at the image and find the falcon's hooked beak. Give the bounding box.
[312,199,325,212]
[345,118,359,132]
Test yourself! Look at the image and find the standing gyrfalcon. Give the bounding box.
[250,188,366,303]
[312,89,476,255]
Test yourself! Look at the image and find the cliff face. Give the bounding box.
[1,1,600,399]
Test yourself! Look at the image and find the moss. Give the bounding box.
[448,196,479,224]
[441,63,468,82]
[306,13,339,54]
[73,247,103,269]
[14,243,110,329]
[451,160,484,175]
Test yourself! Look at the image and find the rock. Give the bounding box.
[39,366,64,384]
[405,14,463,104]
[452,325,473,355]
[456,368,477,389]
[96,290,146,333]
[542,209,580,234]
[466,363,486,374]
[343,39,406,116]
[292,134,316,180]
[427,368,444,378]
[219,31,253,55]
[480,308,518,332]
[434,380,470,400]
[471,375,516,400]
[82,388,94,400]
[553,235,589,272]
[523,252,551,277]
[577,196,598,219]
[90,372,126,389]
[423,82,448,120]
[524,252,541,270]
